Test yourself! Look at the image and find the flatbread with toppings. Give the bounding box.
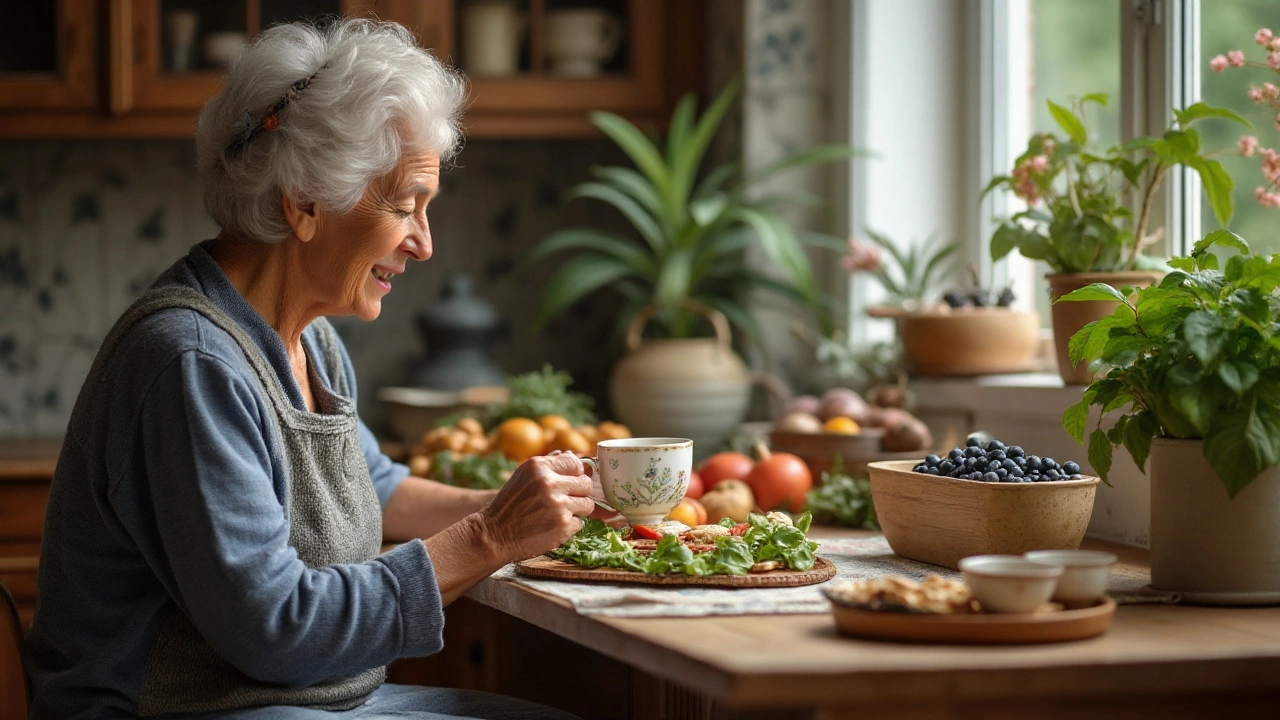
[546,511,821,576]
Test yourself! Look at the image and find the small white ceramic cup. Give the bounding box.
[1024,550,1117,607]
[580,437,692,525]
[959,554,1063,613]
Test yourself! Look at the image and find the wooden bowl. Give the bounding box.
[867,460,1100,570]
[898,308,1040,376]
[770,428,885,479]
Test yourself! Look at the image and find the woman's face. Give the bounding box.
[306,151,439,321]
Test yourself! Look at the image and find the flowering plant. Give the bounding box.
[1209,27,1280,208]
[983,94,1249,274]
[840,231,959,307]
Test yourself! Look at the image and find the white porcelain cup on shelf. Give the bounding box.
[580,437,692,525]
[545,8,623,77]
[461,0,526,76]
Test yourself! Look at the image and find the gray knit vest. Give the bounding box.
[91,286,386,715]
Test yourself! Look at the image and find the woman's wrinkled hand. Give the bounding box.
[478,451,595,563]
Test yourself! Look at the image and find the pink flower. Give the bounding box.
[1257,28,1274,46]
[1251,87,1265,103]
[1030,155,1049,173]
[1271,38,1280,52]
[1256,188,1280,209]
[1240,135,1259,157]
[1229,50,1247,67]
[841,238,882,274]
[1265,82,1280,101]
[1269,52,1280,71]
[1262,148,1280,184]
[1210,54,1229,72]
[1275,112,1280,132]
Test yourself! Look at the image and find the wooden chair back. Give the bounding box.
[0,581,30,720]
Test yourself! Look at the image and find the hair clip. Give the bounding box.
[224,68,321,155]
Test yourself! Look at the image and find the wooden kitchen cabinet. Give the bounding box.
[0,0,703,139]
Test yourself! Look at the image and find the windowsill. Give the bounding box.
[908,372,1084,422]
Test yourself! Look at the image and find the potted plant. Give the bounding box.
[1061,230,1280,604]
[524,78,858,454]
[846,232,1040,376]
[984,94,1249,384]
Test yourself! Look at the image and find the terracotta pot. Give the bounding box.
[1149,438,1280,605]
[609,301,751,462]
[1047,271,1162,385]
[897,308,1040,376]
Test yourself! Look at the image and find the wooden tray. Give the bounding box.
[515,556,836,588]
[827,595,1116,644]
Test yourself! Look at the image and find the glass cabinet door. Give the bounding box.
[0,0,97,110]
[122,0,355,113]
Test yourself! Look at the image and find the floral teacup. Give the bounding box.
[582,437,693,525]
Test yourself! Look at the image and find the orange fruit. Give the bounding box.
[665,498,708,527]
[538,414,573,432]
[547,428,591,456]
[823,416,861,434]
[496,417,547,462]
[597,421,632,440]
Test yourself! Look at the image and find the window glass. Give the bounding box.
[1200,0,1280,254]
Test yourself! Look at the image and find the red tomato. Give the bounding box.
[747,451,813,513]
[684,470,705,500]
[631,524,663,540]
[728,522,750,536]
[697,452,755,489]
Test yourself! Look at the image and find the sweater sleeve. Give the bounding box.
[113,349,444,687]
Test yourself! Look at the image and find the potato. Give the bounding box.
[699,479,755,524]
[882,418,933,453]
[408,454,431,478]
[456,417,484,437]
[775,412,823,433]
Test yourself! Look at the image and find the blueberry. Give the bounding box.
[1010,467,1025,478]
[943,290,968,308]
[1027,455,1043,471]
[967,437,982,447]
[983,472,1000,483]
[913,464,929,473]
[949,448,964,461]
[1000,474,1018,483]
[1063,461,1081,475]
[926,467,940,475]
[1042,457,1057,469]
[992,450,1007,461]
[964,446,981,458]
[1013,457,1027,468]
[925,454,941,468]
[988,439,1006,451]
[1019,477,1035,483]
[1002,458,1018,472]
[1008,446,1025,458]
[964,457,978,469]
[1070,474,1082,481]
[1046,469,1061,481]
[939,460,955,474]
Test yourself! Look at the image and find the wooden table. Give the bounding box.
[449,534,1280,720]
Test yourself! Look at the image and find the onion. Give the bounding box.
[818,388,870,423]
[775,412,823,433]
[785,395,821,416]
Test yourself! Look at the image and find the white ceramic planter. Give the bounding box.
[1149,438,1280,605]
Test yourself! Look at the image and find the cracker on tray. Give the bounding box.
[825,575,976,614]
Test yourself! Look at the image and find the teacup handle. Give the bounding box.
[578,456,615,513]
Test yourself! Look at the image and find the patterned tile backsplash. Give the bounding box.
[0,139,635,439]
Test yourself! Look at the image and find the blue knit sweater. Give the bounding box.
[24,242,446,718]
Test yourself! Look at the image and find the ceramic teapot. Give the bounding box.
[413,273,506,391]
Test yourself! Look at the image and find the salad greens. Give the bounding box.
[804,458,878,530]
[548,512,820,576]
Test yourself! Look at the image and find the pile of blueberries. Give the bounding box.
[942,287,1015,309]
[911,437,1083,483]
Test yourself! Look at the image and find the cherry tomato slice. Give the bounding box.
[631,524,663,540]
[728,523,750,536]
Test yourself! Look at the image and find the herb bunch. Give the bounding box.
[1061,230,1280,497]
[486,364,596,427]
[804,458,878,529]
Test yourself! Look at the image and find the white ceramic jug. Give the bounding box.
[544,7,623,77]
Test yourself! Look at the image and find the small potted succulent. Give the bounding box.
[984,93,1249,384]
[846,232,1040,376]
[1061,230,1280,604]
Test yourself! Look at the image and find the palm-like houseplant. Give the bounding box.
[525,78,859,349]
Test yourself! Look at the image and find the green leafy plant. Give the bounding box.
[524,78,860,347]
[985,94,1250,273]
[857,230,960,305]
[803,457,878,529]
[486,364,596,427]
[1060,230,1280,497]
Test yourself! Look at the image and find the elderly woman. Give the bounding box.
[24,20,594,720]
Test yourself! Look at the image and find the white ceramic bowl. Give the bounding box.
[1024,550,1117,607]
[959,555,1063,613]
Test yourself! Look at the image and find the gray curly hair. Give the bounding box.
[195,19,467,243]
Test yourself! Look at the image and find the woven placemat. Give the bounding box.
[514,556,836,588]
